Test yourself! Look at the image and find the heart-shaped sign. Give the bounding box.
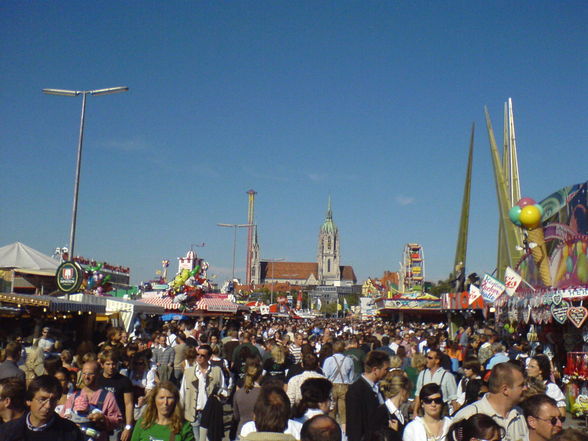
[568,306,588,328]
[531,307,540,323]
[543,293,553,305]
[552,292,562,306]
[524,305,531,324]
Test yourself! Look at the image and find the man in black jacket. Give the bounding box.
[0,375,83,441]
[345,350,390,441]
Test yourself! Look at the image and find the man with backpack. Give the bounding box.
[412,348,458,418]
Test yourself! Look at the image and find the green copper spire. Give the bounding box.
[321,196,337,234]
[453,123,475,281]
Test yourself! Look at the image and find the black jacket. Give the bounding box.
[0,414,84,441]
[345,376,381,441]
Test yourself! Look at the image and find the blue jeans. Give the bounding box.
[191,412,205,441]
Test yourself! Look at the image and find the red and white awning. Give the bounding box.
[139,296,181,310]
[195,297,238,314]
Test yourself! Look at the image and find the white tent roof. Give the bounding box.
[0,242,59,271]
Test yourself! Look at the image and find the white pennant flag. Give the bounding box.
[504,266,523,297]
[468,284,482,305]
[480,273,506,304]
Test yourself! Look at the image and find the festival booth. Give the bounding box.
[0,291,106,342]
[68,293,164,332]
[0,242,59,295]
[490,182,588,416]
[375,292,443,321]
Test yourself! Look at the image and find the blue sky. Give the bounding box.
[1,1,586,285]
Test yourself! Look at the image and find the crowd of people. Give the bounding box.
[0,316,586,441]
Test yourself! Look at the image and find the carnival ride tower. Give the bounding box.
[246,189,257,285]
[403,243,425,291]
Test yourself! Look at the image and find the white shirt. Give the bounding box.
[545,382,566,408]
[240,419,302,439]
[385,398,404,425]
[403,416,451,441]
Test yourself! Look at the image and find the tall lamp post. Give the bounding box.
[264,258,285,305]
[43,86,128,259]
[217,223,252,280]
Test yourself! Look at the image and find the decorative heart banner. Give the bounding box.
[552,292,563,306]
[568,306,588,328]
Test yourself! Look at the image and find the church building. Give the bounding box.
[250,198,356,287]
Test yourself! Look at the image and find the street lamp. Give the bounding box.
[217,223,252,280]
[43,86,128,259]
[264,258,285,305]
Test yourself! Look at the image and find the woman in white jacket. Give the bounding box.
[403,383,451,441]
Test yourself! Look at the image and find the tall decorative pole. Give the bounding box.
[485,106,523,275]
[452,123,475,291]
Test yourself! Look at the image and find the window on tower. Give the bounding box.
[328,259,331,272]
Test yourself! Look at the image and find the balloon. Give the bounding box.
[509,205,522,226]
[517,197,536,208]
[577,253,588,283]
[181,269,190,278]
[96,286,105,295]
[520,205,542,229]
[536,204,544,218]
[103,275,111,283]
[566,256,574,274]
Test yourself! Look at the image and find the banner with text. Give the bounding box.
[480,273,505,303]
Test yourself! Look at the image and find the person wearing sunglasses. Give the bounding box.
[403,383,452,441]
[521,394,563,441]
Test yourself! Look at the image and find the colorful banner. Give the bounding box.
[504,267,522,297]
[480,273,505,303]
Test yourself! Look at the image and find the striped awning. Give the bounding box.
[195,297,238,313]
[138,296,181,310]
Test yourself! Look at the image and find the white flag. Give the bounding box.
[468,284,482,305]
[504,267,522,297]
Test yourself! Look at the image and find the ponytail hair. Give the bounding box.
[243,357,262,392]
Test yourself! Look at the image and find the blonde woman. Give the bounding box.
[262,342,289,384]
[131,381,194,441]
[373,371,412,441]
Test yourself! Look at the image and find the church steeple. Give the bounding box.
[318,196,340,284]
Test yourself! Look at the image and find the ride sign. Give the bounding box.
[56,261,84,293]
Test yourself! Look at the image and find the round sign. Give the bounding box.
[56,261,84,293]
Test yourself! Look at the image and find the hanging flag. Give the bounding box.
[480,273,505,303]
[504,267,523,297]
[316,298,322,311]
[468,284,482,305]
[337,301,343,311]
[343,298,349,311]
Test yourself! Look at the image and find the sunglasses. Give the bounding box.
[426,356,436,360]
[196,353,208,357]
[534,416,565,425]
[422,397,443,405]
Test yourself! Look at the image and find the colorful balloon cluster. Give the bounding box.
[555,240,588,284]
[509,197,544,229]
[86,263,113,296]
[167,260,210,309]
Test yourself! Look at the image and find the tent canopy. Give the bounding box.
[0,242,59,274]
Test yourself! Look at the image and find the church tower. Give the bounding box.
[317,197,340,284]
